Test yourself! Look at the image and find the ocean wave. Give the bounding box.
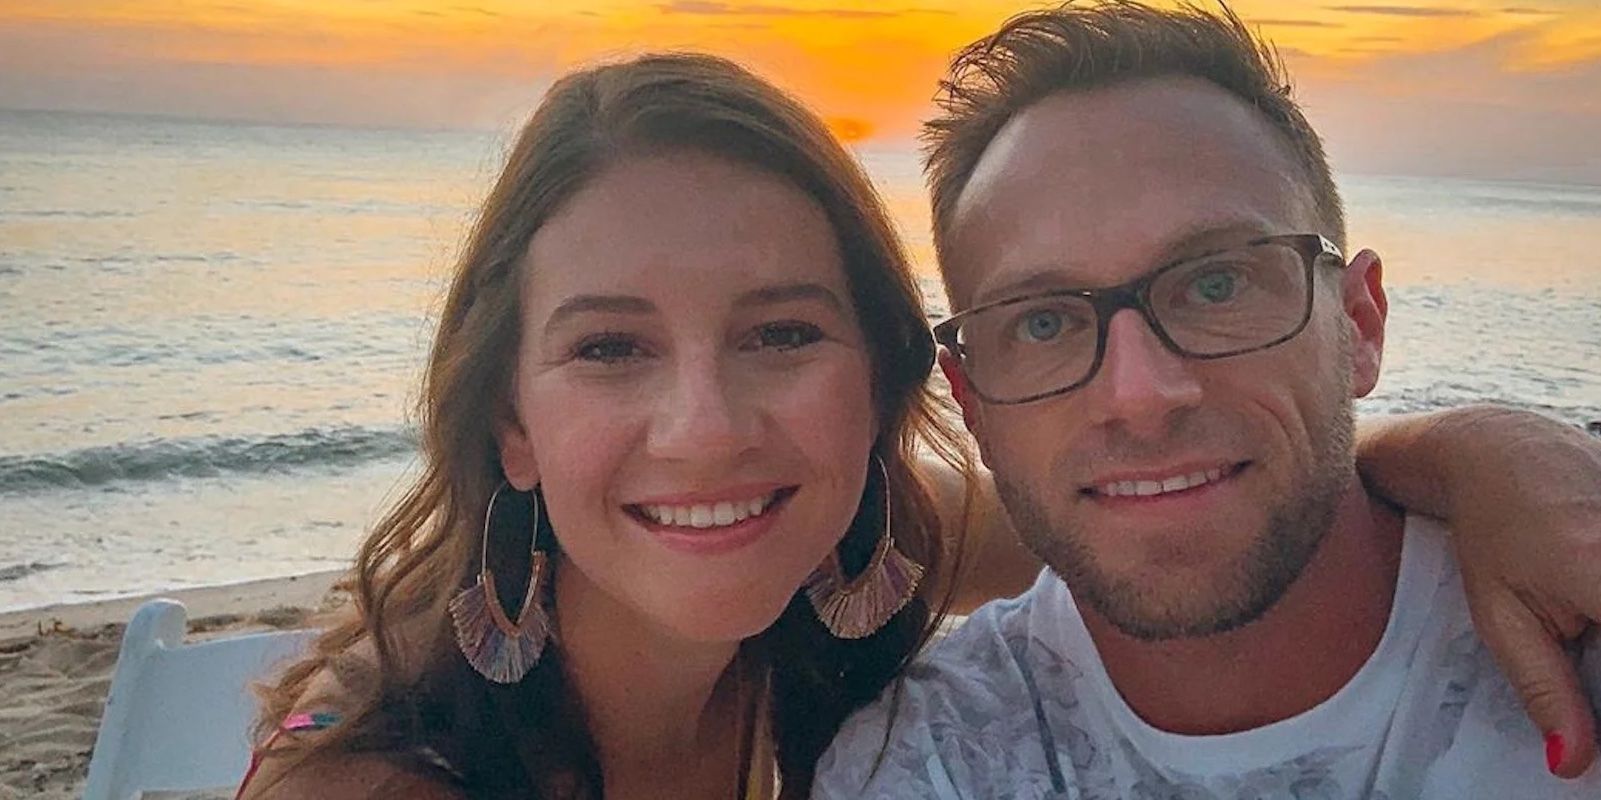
[1459,193,1601,218]
[0,209,137,220]
[234,198,453,216]
[0,426,419,494]
[1357,393,1600,429]
[0,561,64,583]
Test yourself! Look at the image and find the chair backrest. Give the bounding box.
[83,599,320,800]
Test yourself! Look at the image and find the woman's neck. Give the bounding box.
[552,562,746,794]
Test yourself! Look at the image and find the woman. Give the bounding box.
[240,54,1600,799]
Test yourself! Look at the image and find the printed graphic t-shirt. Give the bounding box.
[814,516,1601,799]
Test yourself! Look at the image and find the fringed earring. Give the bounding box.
[803,453,925,639]
[449,482,553,683]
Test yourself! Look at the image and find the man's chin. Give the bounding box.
[1075,568,1288,641]
[1057,512,1335,641]
[1001,469,1335,641]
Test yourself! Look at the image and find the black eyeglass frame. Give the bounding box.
[932,233,1345,405]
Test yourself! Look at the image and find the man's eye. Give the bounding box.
[573,334,643,363]
[753,322,824,351]
[1185,268,1245,305]
[1019,310,1062,342]
[1011,307,1076,343]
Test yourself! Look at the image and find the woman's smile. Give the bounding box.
[625,486,801,556]
[626,485,798,530]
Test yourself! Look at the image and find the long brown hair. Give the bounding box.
[253,53,970,799]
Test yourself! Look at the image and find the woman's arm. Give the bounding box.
[1355,405,1601,779]
[917,453,1038,615]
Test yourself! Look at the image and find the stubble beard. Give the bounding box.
[996,370,1358,642]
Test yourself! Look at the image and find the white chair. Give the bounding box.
[82,599,320,800]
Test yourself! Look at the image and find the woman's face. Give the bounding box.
[498,151,878,643]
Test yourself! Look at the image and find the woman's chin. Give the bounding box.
[653,593,798,645]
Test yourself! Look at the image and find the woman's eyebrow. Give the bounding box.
[543,294,655,331]
[735,282,845,311]
[542,282,844,333]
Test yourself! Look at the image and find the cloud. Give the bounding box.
[0,52,554,132]
[1252,18,1345,28]
[1499,7,1556,15]
[1298,26,1601,183]
[658,0,741,12]
[1325,5,1481,16]
[824,115,872,142]
[655,2,904,19]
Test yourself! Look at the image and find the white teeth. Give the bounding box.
[1100,480,1141,497]
[1098,467,1230,499]
[638,492,779,529]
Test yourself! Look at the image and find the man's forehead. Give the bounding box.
[942,76,1317,308]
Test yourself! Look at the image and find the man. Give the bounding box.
[814,3,1601,797]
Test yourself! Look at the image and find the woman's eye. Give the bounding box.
[573,334,644,363]
[751,321,824,351]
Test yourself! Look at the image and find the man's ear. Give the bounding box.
[939,349,994,467]
[1341,249,1388,398]
[494,411,540,490]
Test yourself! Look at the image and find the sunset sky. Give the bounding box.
[2,1,1599,182]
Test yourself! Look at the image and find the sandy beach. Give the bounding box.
[0,571,347,800]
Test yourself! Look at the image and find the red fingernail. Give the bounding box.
[1545,732,1565,774]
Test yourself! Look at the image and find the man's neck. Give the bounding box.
[1080,477,1406,735]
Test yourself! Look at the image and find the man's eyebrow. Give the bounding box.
[972,271,1079,308]
[1151,220,1279,262]
[543,294,655,330]
[735,282,846,311]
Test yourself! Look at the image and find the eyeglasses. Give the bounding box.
[932,233,1344,405]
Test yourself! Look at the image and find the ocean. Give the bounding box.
[2,108,1598,612]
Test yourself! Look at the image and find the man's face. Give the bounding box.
[941,77,1388,640]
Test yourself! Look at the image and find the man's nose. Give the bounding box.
[1081,309,1204,436]
[644,356,761,462]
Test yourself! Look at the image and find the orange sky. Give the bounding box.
[2,1,1599,181]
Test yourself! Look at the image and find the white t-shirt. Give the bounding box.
[814,516,1601,799]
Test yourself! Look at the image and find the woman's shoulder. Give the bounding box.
[238,750,465,800]
[243,630,462,800]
